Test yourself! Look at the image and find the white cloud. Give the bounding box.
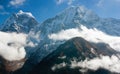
[70,55,120,73]
[51,62,67,71]
[68,0,75,5]
[50,54,120,73]
[96,0,120,19]
[0,5,9,15]
[48,25,120,52]
[115,0,120,2]
[55,0,75,5]
[0,12,9,15]
[0,5,4,10]
[0,31,27,61]
[56,0,65,5]
[97,0,104,7]
[9,0,26,7]
[49,24,120,72]
[97,0,120,7]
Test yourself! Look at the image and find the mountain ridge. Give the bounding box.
[30,37,119,74]
[0,10,38,33]
[0,6,120,74]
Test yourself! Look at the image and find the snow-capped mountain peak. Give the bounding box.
[30,6,120,65]
[59,6,87,16]
[0,10,38,33]
[55,6,99,24]
[1,6,120,74]
[17,10,35,18]
[18,10,24,14]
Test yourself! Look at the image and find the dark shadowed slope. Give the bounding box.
[30,37,118,74]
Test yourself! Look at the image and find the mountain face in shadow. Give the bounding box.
[30,37,118,74]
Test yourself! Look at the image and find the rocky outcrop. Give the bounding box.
[0,56,26,74]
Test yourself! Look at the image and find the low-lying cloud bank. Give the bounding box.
[0,31,27,61]
[51,55,120,73]
[48,25,120,52]
[70,55,120,73]
[49,25,120,73]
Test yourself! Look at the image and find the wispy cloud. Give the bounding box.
[115,0,120,2]
[55,0,75,5]
[0,5,4,10]
[68,0,75,5]
[56,0,65,5]
[97,0,104,7]
[0,11,9,15]
[95,0,120,19]
[97,0,120,7]
[0,5,9,15]
[9,0,26,7]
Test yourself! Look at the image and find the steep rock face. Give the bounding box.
[0,10,40,58]
[38,6,120,37]
[0,10,38,33]
[1,6,120,65]
[28,6,99,64]
[30,37,118,74]
[1,6,120,74]
[0,10,38,73]
[0,56,26,74]
[29,6,120,64]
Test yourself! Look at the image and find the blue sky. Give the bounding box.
[0,0,120,24]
